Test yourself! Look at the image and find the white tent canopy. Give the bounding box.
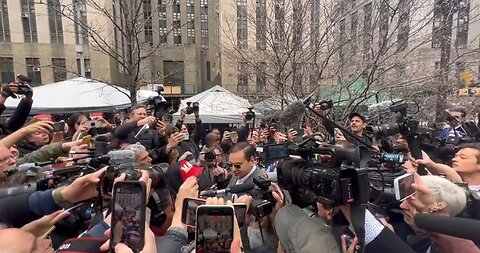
[172,85,260,124]
[4,77,159,115]
[252,95,296,115]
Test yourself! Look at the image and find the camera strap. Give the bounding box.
[55,237,107,253]
[349,203,366,253]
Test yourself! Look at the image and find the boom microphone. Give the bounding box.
[414,213,480,244]
[279,101,306,127]
[200,183,256,197]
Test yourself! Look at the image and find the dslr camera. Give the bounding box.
[186,102,200,115]
[2,74,33,98]
[245,107,256,121]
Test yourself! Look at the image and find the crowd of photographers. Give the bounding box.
[1,76,480,253]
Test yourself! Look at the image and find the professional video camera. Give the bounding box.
[265,141,371,207]
[248,176,276,218]
[186,101,199,115]
[1,74,33,98]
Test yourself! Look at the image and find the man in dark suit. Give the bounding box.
[227,142,265,188]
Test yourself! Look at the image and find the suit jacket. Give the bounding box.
[365,227,416,253]
[227,165,265,188]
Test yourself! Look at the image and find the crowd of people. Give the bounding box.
[0,77,480,253]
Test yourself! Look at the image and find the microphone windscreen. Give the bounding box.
[228,183,255,193]
[279,101,306,127]
[108,150,135,165]
[414,213,480,243]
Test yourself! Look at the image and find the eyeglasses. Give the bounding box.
[228,162,243,169]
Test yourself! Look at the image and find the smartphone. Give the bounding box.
[181,198,206,227]
[85,120,102,128]
[233,203,247,227]
[230,131,238,139]
[82,135,92,146]
[110,181,146,253]
[394,173,416,201]
[52,122,65,132]
[195,205,234,253]
[334,128,342,136]
[295,129,305,143]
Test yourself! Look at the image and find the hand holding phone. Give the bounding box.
[394,173,415,201]
[52,121,66,132]
[196,205,234,253]
[182,198,206,227]
[110,182,146,253]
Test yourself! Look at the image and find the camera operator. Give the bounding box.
[336,113,373,147]
[114,105,161,149]
[0,75,34,135]
[175,108,205,159]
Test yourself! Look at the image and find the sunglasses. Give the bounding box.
[228,162,244,169]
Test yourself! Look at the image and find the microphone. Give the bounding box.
[414,213,480,244]
[200,183,255,197]
[0,183,38,198]
[279,101,307,127]
[89,150,135,167]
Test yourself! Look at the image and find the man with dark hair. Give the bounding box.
[336,112,372,146]
[227,142,264,187]
[440,108,468,139]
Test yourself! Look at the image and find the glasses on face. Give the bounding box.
[228,162,243,169]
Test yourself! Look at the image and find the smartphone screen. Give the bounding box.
[295,129,305,143]
[233,203,247,227]
[52,122,65,132]
[196,206,234,253]
[82,135,92,146]
[182,198,206,227]
[110,182,146,253]
[394,173,415,201]
[264,143,289,161]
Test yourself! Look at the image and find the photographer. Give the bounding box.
[114,105,161,149]
[175,108,205,159]
[0,76,34,135]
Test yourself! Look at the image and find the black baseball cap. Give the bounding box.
[348,112,367,122]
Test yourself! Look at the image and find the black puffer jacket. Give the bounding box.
[0,97,33,135]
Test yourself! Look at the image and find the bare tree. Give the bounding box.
[223,0,480,121]
[36,0,183,104]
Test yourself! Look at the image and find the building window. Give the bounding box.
[206,61,211,81]
[159,0,167,46]
[363,2,372,60]
[48,0,64,44]
[201,0,209,48]
[431,0,443,48]
[21,0,38,43]
[73,0,88,45]
[0,57,14,84]
[256,62,266,93]
[26,58,42,86]
[397,0,410,51]
[237,62,248,94]
[339,19,345,62]
[274,0,285,42]
[455,0,469,49]
[237,0,248,49]
[52,58,66,82]
[379,0,389,48]
[76,58,91,78]
[256,0,266,50]
[0,0,10,42]
[187,0,195,45]
[173,0,181,46]
[310,0,320,49]
[351,11,358,54]
[143,0,153,45]
[163,61,184,89]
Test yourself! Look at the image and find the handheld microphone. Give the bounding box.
[200,183,256,197]
[89,150,135,167]
[414,213,480,244]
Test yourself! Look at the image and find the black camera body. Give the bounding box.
[248,177,275,218]
[245,107,255,121]
[186,102,199,115]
